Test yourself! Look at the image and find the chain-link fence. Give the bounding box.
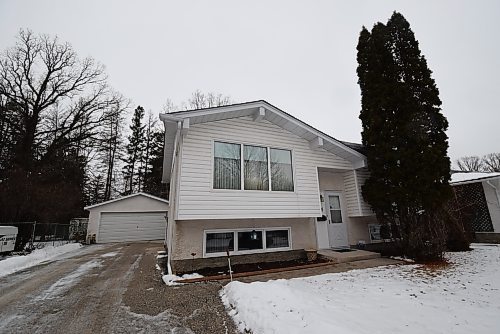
[0,218,88,252]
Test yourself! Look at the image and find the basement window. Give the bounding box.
[368,224,382,241]
[203,228,291,257]
[205,232,234,254]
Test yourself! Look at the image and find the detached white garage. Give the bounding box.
[85,193,169,243]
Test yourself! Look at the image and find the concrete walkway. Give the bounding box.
[317,248,381,263]
[234,257,403,283]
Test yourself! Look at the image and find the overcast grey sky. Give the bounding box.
[1,0,499,162]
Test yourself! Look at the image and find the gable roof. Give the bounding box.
[84,192,169,210]
[159,100,367,181]
[450,172,500,186]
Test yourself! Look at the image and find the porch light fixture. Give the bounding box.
[251,230,258,240]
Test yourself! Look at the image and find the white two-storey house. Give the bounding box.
[160,100,378,273]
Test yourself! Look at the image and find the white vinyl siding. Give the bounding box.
[356,168,375,216]
[343,168,374,217]
[98,212,166,243]
[343,170,360,216]
[177,116,353,220]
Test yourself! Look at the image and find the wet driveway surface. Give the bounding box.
[0,242,195,334]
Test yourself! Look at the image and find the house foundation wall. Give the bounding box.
[172,249,307,274]
[348,216,379,246]
[172,217,316,262]
[474,232,500,244]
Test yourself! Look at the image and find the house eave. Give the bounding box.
[160,100,366,167]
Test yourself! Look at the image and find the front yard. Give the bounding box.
[221,244,500,334]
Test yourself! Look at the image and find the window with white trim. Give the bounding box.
[204,228,291,257]
[270,148,294,191]
[244,145,269,190]
[213,141,294,192]
[205,232,234,253]
[266,229,290,248]
[369,224,395,241]
[213,142,241,190]
[328,195,342,223]
[368,224,382,241]
[238,230,263,250]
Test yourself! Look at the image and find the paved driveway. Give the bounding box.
[0,242,192,334]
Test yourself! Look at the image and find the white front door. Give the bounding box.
[325,192,349,248]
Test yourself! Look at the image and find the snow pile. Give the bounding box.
[450,172,500,184]
[221,244,500,334]
[0,243,82,278]
[162,273,203,286]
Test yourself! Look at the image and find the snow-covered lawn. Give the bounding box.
[221,244,500,334]
[0,243,82,278]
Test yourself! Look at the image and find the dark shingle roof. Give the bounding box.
[340,141,366,155]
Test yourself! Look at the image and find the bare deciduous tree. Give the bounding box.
[161,90,233,112]
[0,29,124,169]
[101,100,128,201]
[0,29,126,225]
[482,153,500,172]
[456,156,484,172]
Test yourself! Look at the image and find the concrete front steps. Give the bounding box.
[318,248,381,264]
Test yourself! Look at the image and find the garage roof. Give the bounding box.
[84,193,169,210]
[450,172,500,186]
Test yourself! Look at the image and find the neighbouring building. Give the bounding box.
[450,172,500,243]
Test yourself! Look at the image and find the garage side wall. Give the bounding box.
[483,181,500,232]
[86,196,169,242]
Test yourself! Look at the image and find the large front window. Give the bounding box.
[213,141,293,191]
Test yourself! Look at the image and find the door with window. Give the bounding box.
[325,192,349,248]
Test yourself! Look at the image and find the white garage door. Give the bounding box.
[98,212,166,243]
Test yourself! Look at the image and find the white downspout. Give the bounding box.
[166,121,182,275]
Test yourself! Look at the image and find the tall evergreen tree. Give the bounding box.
[143,129,166,197]
[357,12,453,260]
[123,106,145,195]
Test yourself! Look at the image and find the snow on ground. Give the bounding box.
[162,273,204,286]
[221,244,500,334]
[101,251,120,258]
[31,240,73,248]
[0,243,82,278]
[34,259,102,301]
